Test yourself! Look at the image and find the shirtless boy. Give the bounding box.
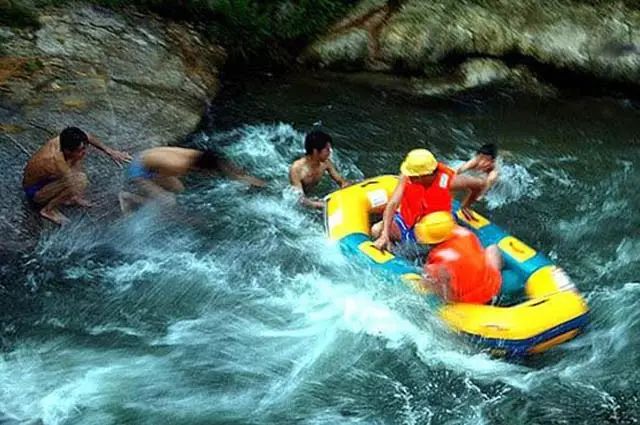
[289,130,349,209]
[22,127,131,224]
[119,146,266,212]
[456,143,500,201]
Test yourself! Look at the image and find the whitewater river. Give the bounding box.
[1,73,639,424]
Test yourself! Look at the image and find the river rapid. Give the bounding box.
[1,73,639,425]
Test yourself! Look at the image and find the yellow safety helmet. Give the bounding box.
[414,211,455,244]
[400,149,437,176]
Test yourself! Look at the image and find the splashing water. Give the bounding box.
[2,76,640,424]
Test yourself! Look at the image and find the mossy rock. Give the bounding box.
[0,123,26,133]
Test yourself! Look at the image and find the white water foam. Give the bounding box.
[483,162,542,209]
[202,123,362,186]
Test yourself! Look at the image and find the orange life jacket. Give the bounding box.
[425,226,501,304]
[398,163,454,228]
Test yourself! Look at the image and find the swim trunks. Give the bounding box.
[127,156,156,180]
[23,178,55,202]
[393,212,417,243]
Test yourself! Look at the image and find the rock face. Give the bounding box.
[302,0,640,96]
[0,5,225,247]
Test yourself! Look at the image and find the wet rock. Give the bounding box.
[302,0,640,96]
[411,58,557,97]
[0,4,225,247]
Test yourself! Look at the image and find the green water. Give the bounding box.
[1,73,639,424]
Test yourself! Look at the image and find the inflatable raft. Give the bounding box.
[324,175,589,357]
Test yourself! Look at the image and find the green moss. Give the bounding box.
[23,57,44,72]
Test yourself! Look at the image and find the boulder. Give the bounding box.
[302,0,640,96]
[0,5,225,246]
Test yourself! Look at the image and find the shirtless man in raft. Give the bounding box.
[457,143,500,201]
[22,126,131,224]
[289,130,349,209]
[119,146,266,212]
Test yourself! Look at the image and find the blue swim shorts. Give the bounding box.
[393,212,417,243]
[127,156,156,180]
[23,178,55,202]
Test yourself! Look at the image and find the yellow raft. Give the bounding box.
[324,175,589,357]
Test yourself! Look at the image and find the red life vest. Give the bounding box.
[425,226,502,304]
[398,163,454,228]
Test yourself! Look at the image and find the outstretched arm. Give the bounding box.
[218,159,267,188]
[456,156,479,174]
[327,160,350,188]
[86,133,131,166]
[373,175,407,251]
[289,163,323,209]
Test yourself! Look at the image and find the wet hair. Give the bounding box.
[477,143,497,159]
[304,130,332,155]
[193,149,222,170]
[59,127,88,152]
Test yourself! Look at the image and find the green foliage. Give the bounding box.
[1,0,357,66]
[213,0,358,65]
[0,0,41,28]
[23,57,44,72]
[120,0,358,65]
[124,0,357,65]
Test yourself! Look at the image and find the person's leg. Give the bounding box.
[136,179,177,207]
[33,172,88,224]
[371,219,401,240]
[154,176,184,193]
[371,220,383,238]
[61,171,90,206]
[484,245,505,305]
[485,245,503,270]
[391,213,412,242]
[118,191,147,214]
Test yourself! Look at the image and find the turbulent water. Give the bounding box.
[1,73,639,424]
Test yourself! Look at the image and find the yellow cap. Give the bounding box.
[400,149,437,176]
[414,211,455,244]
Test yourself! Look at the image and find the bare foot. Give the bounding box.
[40,208,70,225]
[118,191,145,214]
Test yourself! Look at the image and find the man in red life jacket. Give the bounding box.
[372,149,485,251]
[415,211,503,304]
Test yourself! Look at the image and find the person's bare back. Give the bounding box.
[120,146,266,214]
[139,147,202,177]
[23,137,68,189]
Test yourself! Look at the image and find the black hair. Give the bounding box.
[304,130,332,155]
[477,143,497,159]
[193,149,222,170]
[59,127,88,151]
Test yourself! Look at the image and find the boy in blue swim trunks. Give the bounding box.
[22,127,131,224]
[119,147,266,213]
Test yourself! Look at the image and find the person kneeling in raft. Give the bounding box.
[119,147,266,213]
[372,149,485,251]
[416,211,503,304]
